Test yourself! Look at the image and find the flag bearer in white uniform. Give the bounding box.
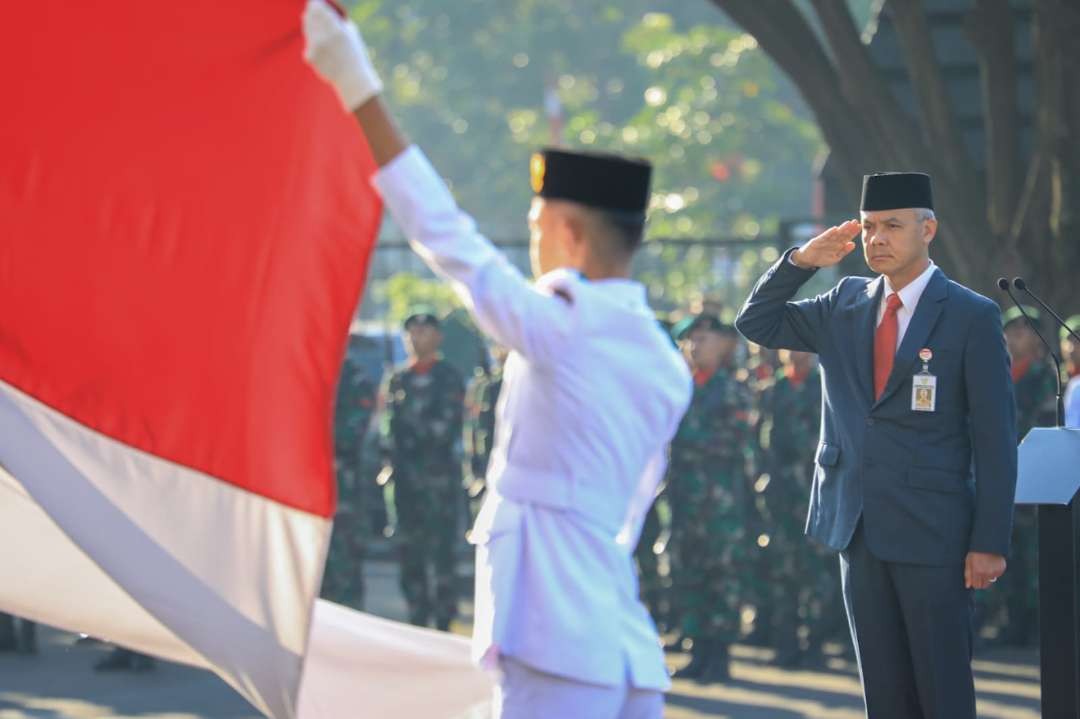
[303,3,692,717]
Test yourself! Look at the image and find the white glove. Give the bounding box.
[302,0,383,111]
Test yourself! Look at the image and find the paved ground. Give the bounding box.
[0,559,1042,718]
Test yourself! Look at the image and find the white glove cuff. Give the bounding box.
[335,23,383,111]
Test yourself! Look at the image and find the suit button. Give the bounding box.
[866,418,875,427]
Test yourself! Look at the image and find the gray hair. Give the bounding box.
[916,208,936,222]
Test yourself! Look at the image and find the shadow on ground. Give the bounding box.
[1,560,1041,718]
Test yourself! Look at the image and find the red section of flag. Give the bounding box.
[0,1,380,518]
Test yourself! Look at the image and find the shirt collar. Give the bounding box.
[591,277,648,308]
[883,260,936,311]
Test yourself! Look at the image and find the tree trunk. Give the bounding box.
[708,0,1078,309]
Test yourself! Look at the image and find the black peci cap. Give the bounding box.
[531,148,652,216]
[861,172,934,212]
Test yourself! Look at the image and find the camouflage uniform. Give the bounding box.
[995,356,1057,644]
[381,358,465,629]
[464,364,502,509]
[633,319,676,630]
[743,360,776,647]
[667,368,755,651]
[322,356,376,609]
[757,364,843,661]
[634,491,666,629]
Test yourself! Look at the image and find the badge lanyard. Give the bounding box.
[912,348,937,413]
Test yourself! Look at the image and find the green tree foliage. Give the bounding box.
[352,1,824,241]
[377,273,461,324]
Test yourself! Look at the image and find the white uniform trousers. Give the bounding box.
[494,656,663,719]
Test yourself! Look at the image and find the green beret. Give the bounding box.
[671,316,695,342]
[1002,305,1041,329]
[403,310,440,330]
[1061,315,1080,343]
[679,313,737,339]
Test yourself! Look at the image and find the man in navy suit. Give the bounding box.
[736,172,1017,719]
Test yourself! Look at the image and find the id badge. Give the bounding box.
[912,373,937,412]
[912,348,937,412]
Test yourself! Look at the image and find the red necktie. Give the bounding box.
[874,293,904,400]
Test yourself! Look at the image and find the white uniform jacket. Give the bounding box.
[373,147,692,691]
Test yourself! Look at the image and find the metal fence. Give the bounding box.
[356,220,842,324]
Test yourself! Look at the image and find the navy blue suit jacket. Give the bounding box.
[736,251,1017,565]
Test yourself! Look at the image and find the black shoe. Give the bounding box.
[773,645,806,669]
[672,639,712,680]
[435,618,452,632]
[698,642,731,684]
[744,622,773,648]
[94,649,134,672]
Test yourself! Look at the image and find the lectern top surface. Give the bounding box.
[1016,427,1080,506]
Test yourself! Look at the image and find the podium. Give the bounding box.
[1016,427,1080,718]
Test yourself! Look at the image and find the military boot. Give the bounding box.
[700,641,731,684]
[672,638,712,680]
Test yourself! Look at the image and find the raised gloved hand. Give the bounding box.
[302,0,383,111]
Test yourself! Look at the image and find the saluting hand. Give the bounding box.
[791,219,861,269]
[965,551,1006,590]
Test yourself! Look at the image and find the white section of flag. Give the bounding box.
[298,602,493,719]
[0,378,325,717]
[0,378,493,717]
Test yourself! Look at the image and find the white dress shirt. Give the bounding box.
[373,147,692,691]
[877,261,938,348]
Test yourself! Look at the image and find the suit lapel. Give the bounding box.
[848,277,882,405]
[874,269,949,407]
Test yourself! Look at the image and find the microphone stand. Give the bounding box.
[999,278,1065,428]
[1015,277,1080,345]
[999,279,1080,719]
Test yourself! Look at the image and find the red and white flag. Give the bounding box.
[0,2,494,717]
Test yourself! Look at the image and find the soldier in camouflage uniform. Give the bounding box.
[464,345,507,517]
[742,342,776,649]
[991,306,1058,645]
[756,350,843,666]
[634,497,666,629]
[322,353,377,609]
[381,312,466,630]
[667,314,754,683]
[632,318,681,632]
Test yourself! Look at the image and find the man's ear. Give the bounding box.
[923,217,938,245]
[561,208,589,258]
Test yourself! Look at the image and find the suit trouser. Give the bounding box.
[494,656,663,719]
[841,522,976,719]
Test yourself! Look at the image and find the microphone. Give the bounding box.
[998,277,1065,427]
[1013,277,1080,344]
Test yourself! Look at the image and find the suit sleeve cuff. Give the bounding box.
[782,247,819,275]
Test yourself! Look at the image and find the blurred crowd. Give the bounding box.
[320,298,1080,683]
[4,302,1077,679]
